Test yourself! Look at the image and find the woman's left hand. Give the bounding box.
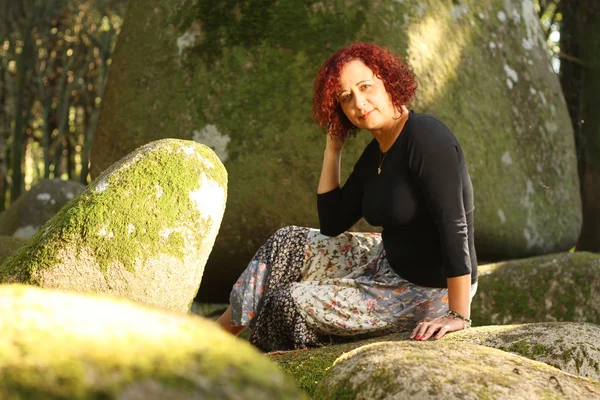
[409,316,464,341]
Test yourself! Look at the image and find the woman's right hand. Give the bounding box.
[325,133,344,153]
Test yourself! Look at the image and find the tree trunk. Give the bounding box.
[562,0,600,251]
[0,139,5,212]
[80,41,110,184]
[10,16,35,202]
[0,64,6,212]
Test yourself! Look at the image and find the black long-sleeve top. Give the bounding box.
[317,111,477,288]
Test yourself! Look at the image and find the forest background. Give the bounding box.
[0,0,598,251]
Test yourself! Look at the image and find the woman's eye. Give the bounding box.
[361,84,371,90]
[341,94,352,102]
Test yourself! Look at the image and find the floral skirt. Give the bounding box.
[230,226,477,352]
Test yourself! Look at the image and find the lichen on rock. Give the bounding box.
[0,139,227,312]
[0,284,305,399]
[313,341,600,399]
[472,252,600,325]
[446,322,600,382]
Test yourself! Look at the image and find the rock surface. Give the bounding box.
[0,179,84,238]
[271,322,600,397]
[0,284,305,399]
[472,252,600,325]
[313,341,600,399]
[0,236,25,265]
[90,0,580,301]
[448,322,600,381]
[0,139,227,312]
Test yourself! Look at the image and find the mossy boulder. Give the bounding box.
[270,334,410,397]
[271,322,600,397]
[0,179,85,239]
[472,252,600,325]
[447,322,600,381]
[0,284,305,399]
[313,341,600,399]
[0,236,25,265]
[90,0,580,301]
[0,139,227,312]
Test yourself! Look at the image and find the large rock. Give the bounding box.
[472,252,600,325]
[313,341,600,399]
[0,179,84,238]
[91,0,580,301]
[0,236,25,265]
[0,284,305,399]
[0,139,226,312]
[448,322,600,382]
[271,322,600,396]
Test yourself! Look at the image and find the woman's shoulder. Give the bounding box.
[407,111,455,134]
[404,111,459,146]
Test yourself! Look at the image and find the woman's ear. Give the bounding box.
[392,106,403,120]
[393,105,408,120]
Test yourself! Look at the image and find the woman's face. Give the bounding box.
[337,59,398,133]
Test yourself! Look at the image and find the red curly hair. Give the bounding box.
[313,43,417,140]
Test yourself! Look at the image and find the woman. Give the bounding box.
[217,43,477,352]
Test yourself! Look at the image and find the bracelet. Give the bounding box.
[444,310,472,329]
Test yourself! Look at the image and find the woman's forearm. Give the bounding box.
[317,146,342,194]
[447,274,472,318]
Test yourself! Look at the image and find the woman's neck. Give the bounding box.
[371,111,409,153]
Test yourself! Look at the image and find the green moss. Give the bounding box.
[317,366,401,400]
[270,345,349,397]
[0,285,303,399]
[177,0,375,68]
[506,340,533,356]
[472,252,600,325]
[503,340,550,359]
[0,141,226,285]
[532,343,549,356]
[270,333,409,398]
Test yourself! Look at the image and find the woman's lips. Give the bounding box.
[360,110,374,119]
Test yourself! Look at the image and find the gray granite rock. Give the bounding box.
[448,322,600,382]
[314,341,600,399]
[0,179,84,238]
[90,0,580,301]
[0,284,305,399]
[472,252,600,325]
[1,139,227,312]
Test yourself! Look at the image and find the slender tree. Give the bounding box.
[8,2,36,202]
[560,0,600,251]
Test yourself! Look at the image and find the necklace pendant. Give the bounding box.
[377,167,381,175]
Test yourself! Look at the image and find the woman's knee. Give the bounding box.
[271,225,300,241]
